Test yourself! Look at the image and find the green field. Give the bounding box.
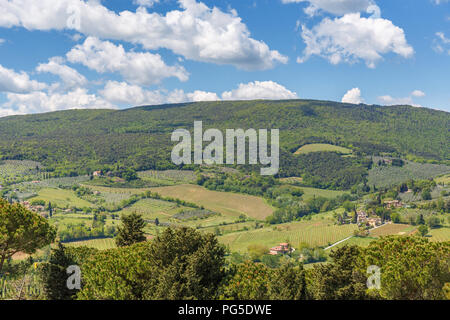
[30,188,94,208]
[138,170,197,185]
[150,184,274,220]
[428,226,450,242]
[294,144,352,155]
[219,219,358,252]
[435,174,450,185]
[116,198,193,222]
[64,238,116,250]
[281,185,348,200]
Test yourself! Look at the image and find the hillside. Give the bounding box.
[0,100,448,176]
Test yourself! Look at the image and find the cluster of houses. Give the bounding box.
[384,199,403,209]
[22,201,47,217]
[356,210,382,228]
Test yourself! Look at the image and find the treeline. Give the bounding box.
[266,193,356,224]
[279,151,371,190]
[0,100,448,176]
[58,213,116,242]
[38,228,450,300]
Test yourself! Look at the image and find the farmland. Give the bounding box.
[219,219,358,252]
[150,184,274,220]
[294,186,348,200]
[30,188,94,208]
[294,144,352,155]
[0,160,43,185]
[64,238,116,250]
[368,159,450,188]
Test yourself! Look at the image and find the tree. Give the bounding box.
[422,188,432,201]
[47,201,53,218]
[0,199,56,275]
[221,261,271,300]
[268,263,306,300]
[357,236,449,299]
[115,212,146,247]
[418,225,429,237]
[38,243,98,300]
[416,214,425,226]
[79,227,226,300]
[306,246,367,300]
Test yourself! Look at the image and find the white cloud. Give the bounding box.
[377,90,425,107]
[1,88,114,117]
[282,0,375,16]
[0,64,47,93]
[298,13,414,68]
[0,0,287,70]
[411,90,425,97]
[187,90,220,102]
[222,81,298,100]
[133,0,159,7]
[36,57,87,88]
[433,32,450,55]
[67,37,188,86]
[100,81,219,106]
[342,87,363,104]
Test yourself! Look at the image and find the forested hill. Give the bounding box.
[0,99,448,175]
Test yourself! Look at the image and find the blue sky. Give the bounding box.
[0,0,449,116]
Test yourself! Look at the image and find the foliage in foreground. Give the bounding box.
[0,199,56,275]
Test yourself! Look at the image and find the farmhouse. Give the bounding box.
[93,170,103,177]
[356,210,367,223]
[269,243,292,255]
[384,200,403,209]
[367,217,382,228]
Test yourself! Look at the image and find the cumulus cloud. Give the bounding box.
[0,64,47,93]
[1,88,114,117]
[282,0,375,16]
[36,57,87,88]
[377,90,425,107]
[100,81,219,106]
[342,87,363,104]
[0,0,287,70]
[411,90,425,97]
[187,90,220,102]
[222,81,298,100]
[298,13,414,68]
[101,80,296,106]
[67,37,188,85]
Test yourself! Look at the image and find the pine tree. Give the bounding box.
[115,212,146,247]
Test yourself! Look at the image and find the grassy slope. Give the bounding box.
[294,143,352,155]
[31,188,94,208]
[150,184,274,220]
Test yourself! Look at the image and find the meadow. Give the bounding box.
[138,170,197,185]
[30,188,94,208]
[64,238,116,250]
[219,218,358,252]
[150,184,274,220]
[294,144,352,155]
